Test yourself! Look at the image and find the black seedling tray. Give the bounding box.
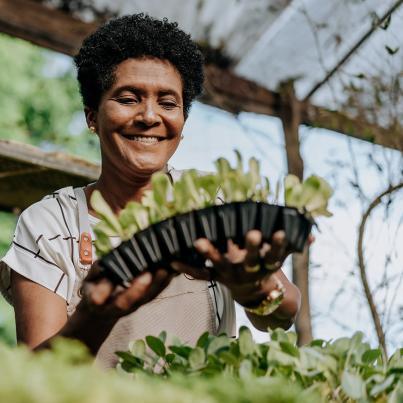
[98,202,312,285]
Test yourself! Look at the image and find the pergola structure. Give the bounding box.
[0,0,402,151]
[0,0,402,207]
[0,0,402,344]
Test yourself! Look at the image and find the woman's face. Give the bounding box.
[89,57,185,179]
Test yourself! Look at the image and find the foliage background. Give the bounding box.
[0,33,101,345]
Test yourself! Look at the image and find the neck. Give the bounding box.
[86,169,156,216]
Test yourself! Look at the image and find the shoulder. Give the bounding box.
[18,186,79,236]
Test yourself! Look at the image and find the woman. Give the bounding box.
[0,14,301,368]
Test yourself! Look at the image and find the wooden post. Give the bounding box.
[279,82,313,345]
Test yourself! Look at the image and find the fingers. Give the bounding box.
[262,230,288,268]
[85,278,114,305]
[194,238,224,268]
[244,230,262,272]
[140,269,173,303]
[114,272,153,311]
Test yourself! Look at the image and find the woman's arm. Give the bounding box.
[244,269,301,331]
[12,271,68,348]
[172,230,303,332]
[11,267,173,355]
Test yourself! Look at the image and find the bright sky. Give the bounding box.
[171,101,403,352]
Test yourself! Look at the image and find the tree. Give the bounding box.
[0,33,99,161]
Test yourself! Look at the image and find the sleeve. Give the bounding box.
[0,200,77,304]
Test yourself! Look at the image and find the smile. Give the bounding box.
[120,134,165,144]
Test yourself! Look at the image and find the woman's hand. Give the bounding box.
[57,265,174,355]
[171,230,289,305]
[171,230,310,330]
[78,264,174,322]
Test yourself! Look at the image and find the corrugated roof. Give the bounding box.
[49,0,403,127]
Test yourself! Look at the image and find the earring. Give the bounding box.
[180,135,184,140]
[89,126,96,133]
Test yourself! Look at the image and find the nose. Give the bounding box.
[134,101,161,127]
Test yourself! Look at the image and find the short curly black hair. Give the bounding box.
[74,14,204,118]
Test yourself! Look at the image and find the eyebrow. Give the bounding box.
[112,85,182,101]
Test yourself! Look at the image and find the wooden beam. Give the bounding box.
[203,65,403,151]
[0,0,401,151]
[0,139,100,210]
[0,140,100,179]
[0,0,98,55]
[303,104,403,151]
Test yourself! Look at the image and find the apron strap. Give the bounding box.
[74,187,93,266]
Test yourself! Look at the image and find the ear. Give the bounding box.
[84,107,98,132]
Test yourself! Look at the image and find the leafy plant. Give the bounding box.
[0,337,313,403]
[91,152,333,255]
[117,328,403,403]
[284,175,333,218]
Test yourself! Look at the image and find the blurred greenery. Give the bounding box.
[0,33,101,345]
[0,338,314,403]
[0,212,17,345]
[0,33,100,162]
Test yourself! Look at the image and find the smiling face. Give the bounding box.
[87,57,185,180]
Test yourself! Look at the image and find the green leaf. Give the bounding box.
[189,347,206,370]
[362,348,381,364]
[239,359,253,379]
[129,339,146,359]
[239,327,255,356]
[93,226,112,256]
[165,353,176,364]
[169,345,192,359]
[280,341,300,358]
[115,351,143,368]
[341,370,366,400]
[90,190,123,236]
[207,335,231,355]
[388,381,403,403]
[151,172,172,206]
[385,45,399,55]
[196,332,210,349]
[370,375,395,397]
[145,335,166,358]
[267,348,297,367]
[219,351,239,366]
[158,331,167,343]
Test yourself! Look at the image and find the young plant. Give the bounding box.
[284,174,333,218]
[91,151,333,256]
[117,328,403,403]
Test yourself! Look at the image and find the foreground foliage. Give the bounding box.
[0,338,313,403]
[117,328,403,403]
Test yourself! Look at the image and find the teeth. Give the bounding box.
[125,136,160,144]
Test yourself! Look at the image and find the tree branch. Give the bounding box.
[357,182,403,354]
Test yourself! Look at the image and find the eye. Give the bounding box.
[116,96,138,105]
[160,100,179,109]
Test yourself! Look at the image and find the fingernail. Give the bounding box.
[194,239,208,253]
[137,272,152,286]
